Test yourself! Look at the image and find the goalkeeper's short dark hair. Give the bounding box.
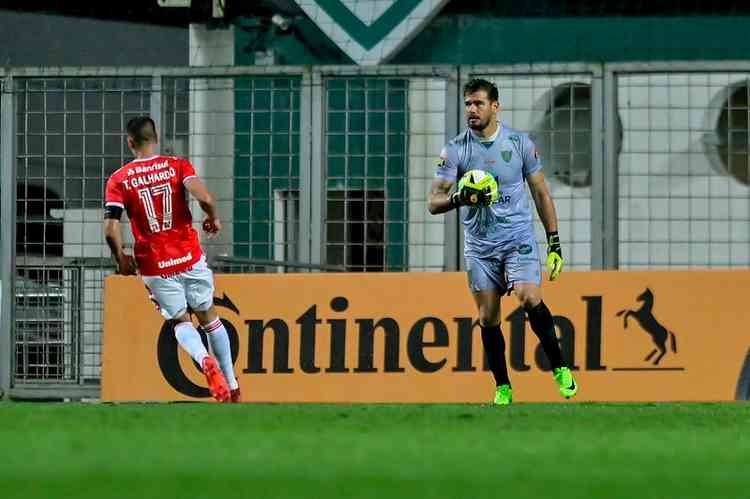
[126,116,158,146]
[463,78,499,103]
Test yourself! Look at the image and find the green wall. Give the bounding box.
[235,17,350,65]
[232,13,750,266]
[233,77,301,260]
[325,78,408,270]
[236,16,750,65]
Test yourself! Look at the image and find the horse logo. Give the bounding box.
[616,288,677,365]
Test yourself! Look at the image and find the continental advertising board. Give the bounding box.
[102,272,750,402]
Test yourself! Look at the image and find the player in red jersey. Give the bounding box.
[103,116,240,403]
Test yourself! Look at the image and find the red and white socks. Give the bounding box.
[204,318,239,390]
[174,321,209,365]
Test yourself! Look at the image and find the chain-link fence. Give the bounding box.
[0,66,456,397]
[323,75,451,271]
[617,69,750,268]
[465,66,601,270]
[3,63,750,398]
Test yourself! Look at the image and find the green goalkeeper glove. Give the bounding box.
[546,231,564,281]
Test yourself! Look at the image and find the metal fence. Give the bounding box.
[2,62,750,398]
[615,65,750,267]
[464,66,601,270]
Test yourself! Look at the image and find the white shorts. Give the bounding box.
[142,257,215,319]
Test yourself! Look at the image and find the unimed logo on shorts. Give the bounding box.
[157,294,617,397]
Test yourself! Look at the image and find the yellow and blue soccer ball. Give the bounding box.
[457,169,500,205]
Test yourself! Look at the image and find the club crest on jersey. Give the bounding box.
[501,150,512,162]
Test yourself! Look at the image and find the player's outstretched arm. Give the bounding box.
[527,171,564,280]
[185,177,221,237]
[527,171,558,233]
[428,178,458,215]
[103,218,137,275]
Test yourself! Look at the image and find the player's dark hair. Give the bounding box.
[463,78,499,102]
[126,116,158,147]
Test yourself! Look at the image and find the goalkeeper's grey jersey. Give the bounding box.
[435,124,542,258]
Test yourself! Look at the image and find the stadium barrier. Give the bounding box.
[102,271,750,402]
[7,62,750,401]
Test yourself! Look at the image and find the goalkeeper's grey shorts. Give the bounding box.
[465,234,541,294]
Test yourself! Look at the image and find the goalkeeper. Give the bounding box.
[428,78,576,405]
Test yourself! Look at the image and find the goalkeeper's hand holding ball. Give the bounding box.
[450,170,500,208]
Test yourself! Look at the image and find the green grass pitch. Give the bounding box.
[1,402,748,499]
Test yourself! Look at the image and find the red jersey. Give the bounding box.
[105,155,203,276]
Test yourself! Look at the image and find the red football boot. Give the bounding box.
[201,356,230,402]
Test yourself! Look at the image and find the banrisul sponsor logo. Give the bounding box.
[295,0,449,65]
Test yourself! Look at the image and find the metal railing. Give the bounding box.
[3,61,750,398]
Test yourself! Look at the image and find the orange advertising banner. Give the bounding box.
[102,271,750,402]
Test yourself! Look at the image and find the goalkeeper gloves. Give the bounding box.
[450,170,499,208]
[450,185,488,207]
[546,231,564,281]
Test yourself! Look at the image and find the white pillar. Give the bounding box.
[188,24,235,258]
[408,78,446,271]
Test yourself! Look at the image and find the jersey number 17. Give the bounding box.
[138,184,173,233]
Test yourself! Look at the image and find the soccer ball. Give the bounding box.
[458,169,499,205]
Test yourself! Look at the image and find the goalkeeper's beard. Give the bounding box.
[467,115,492,132]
